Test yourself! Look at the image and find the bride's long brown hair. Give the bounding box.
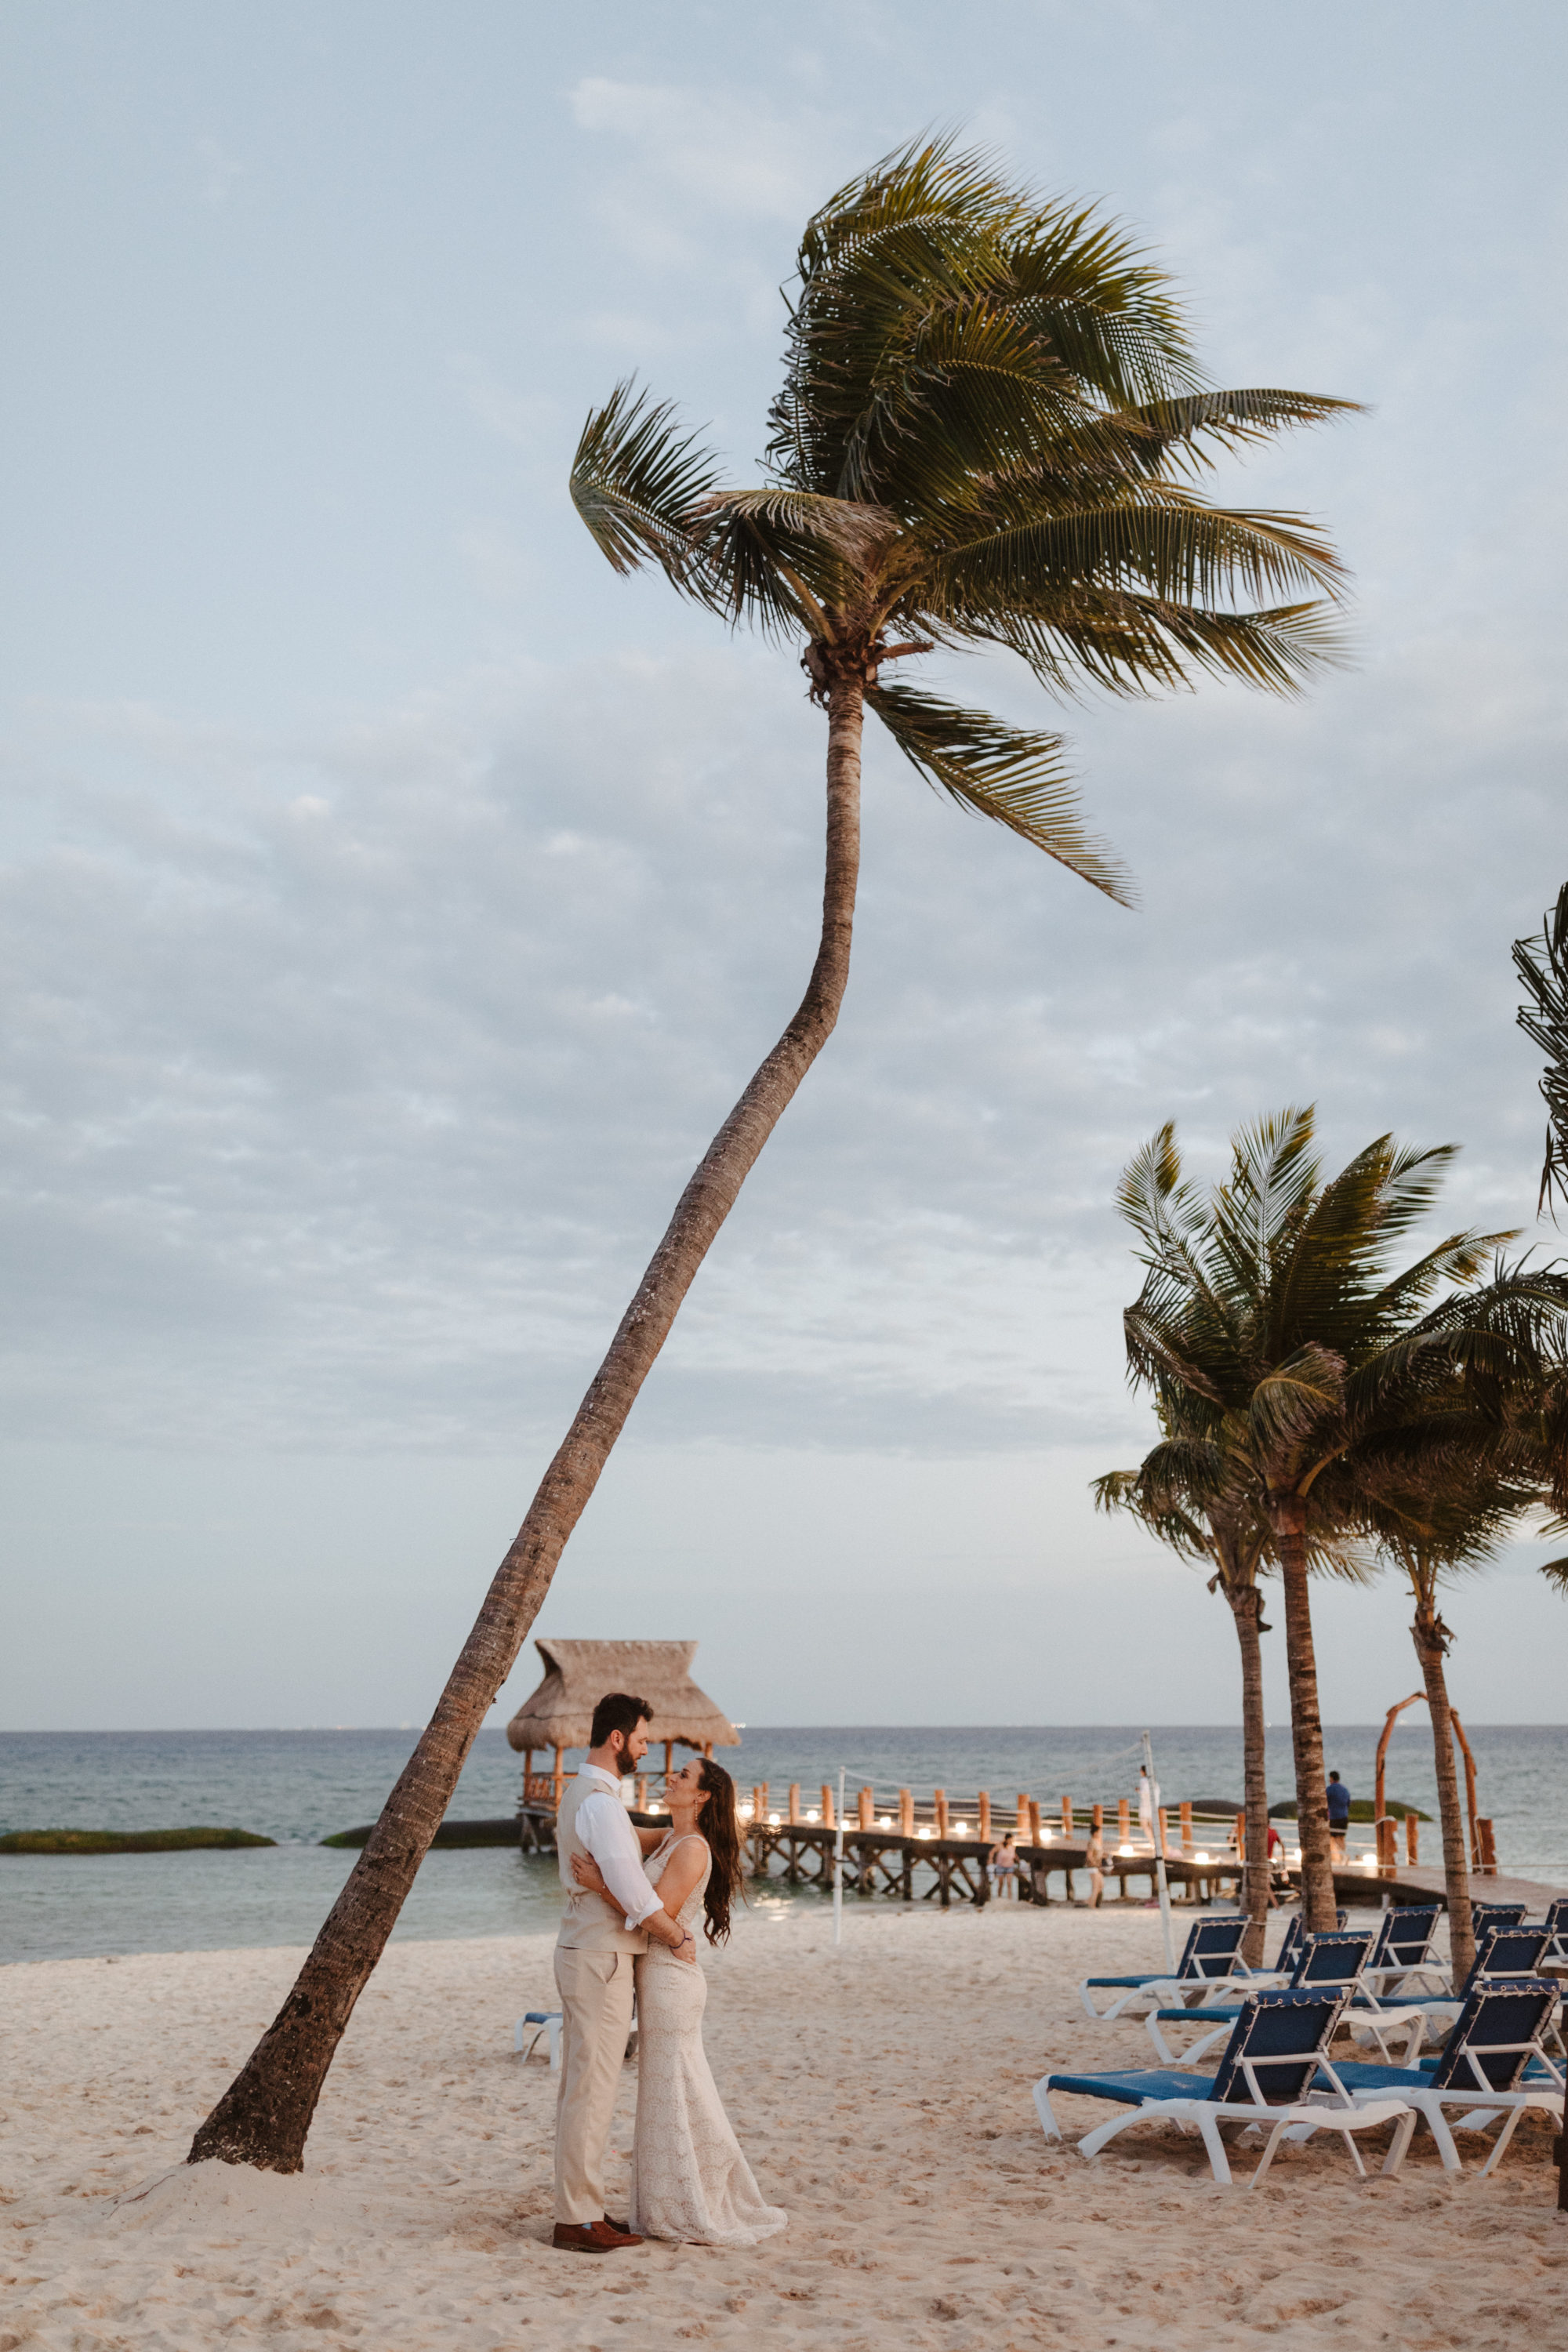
[691,1757,743,1945]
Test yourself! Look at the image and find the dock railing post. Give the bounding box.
[978,1791,991,1841]
[899,1788,913,1836]
[1142,1730,1176,1972]
[821,1782,834,1830]
[833,1767,845,1948]
[1406,1811,1418,1866]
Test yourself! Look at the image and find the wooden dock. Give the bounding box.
[1316,1860,1568,1912]
[514,1779,1568,1917]
[745,1820,1247,1907]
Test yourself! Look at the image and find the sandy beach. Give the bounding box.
[3,1902,1565,2351]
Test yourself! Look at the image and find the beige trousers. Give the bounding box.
[553,1946,637,2224]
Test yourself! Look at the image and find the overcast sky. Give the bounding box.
[4,1,1567,1733]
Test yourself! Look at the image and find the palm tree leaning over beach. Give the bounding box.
[189,138,1358,2173]
[1114,1108,1568,1933]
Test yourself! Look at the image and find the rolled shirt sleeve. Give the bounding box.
[575,1790,666,1931]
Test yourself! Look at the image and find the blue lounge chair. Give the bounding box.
[1319,1977,1563,2176]
[1145,1930,1378,2064]
[1249,1907,1347,1987]
[1372,1926,1553,2048]
[1468,1902,1526,1948]
[1078,1916,1250,2020]
[1036,1987,1411,2187]
[1538,1896,1568,1964]
[514,2009,562,2068]
[1359,1907,1443,1998]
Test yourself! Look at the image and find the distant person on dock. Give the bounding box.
[989,1834,1018,1901]
[1267,1820,1288,1899]
[1326,1771,1351,1862]
[1083,1823,1106,1909]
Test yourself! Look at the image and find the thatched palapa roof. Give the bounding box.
[504,1639,739,1753]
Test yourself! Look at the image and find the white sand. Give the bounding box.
[2,1903,1566,2351]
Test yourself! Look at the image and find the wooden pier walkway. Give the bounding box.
[745,1820,1246,1907]
[515,1788,1568,1917]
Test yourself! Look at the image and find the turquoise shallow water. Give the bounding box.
[3,1722,1565,1963]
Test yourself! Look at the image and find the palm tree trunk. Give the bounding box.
[1226,1584,1271,1965]
[188,674,866,2173]
[1412,1597,1475,1983]
[1268,1495,1338,1932]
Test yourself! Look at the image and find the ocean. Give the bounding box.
[3,1722,1566,1965]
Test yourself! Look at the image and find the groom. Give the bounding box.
[551,1690,695,2254]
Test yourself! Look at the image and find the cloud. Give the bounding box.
[2,583,1563,1467]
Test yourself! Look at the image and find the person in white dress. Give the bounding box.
[571,1755,786,2249]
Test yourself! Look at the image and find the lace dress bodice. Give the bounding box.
[641,1832,710,1960]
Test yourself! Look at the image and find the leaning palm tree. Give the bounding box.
[190,138,1358,2173]
[1095,1432,1367,1963]
[1115,1108,1568,1930]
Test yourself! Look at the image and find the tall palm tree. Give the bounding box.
[1095,1434,1367,1963]
[1361,1458,1545,1980]
[190,139,1357,2173]
[1115,1107,1568,1929]
[1094,1450,1273,1960]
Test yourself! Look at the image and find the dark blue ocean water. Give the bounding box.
[2,1722,1564,1964]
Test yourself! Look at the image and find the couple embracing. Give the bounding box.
[550,1691,786,2254]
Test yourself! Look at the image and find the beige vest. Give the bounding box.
[554,1770,650,1953]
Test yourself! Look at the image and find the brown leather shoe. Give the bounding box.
[553,2220,644,2253]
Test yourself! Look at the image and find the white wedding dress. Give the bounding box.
[630,1832,788,2248]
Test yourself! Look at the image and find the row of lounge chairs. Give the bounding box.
[1047,1900,1568,2185]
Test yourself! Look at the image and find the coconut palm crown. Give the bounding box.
[572,136,1356,893]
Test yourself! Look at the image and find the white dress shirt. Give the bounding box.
[568,1763,666,1931]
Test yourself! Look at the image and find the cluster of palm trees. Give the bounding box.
[1095,1105,1568,1979]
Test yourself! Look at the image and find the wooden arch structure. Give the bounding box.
[1374,1690,1483,1868]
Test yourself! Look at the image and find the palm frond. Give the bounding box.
[569,381,725,593]
[1109,389,1367,479]
[1514,882,1568,1217]
[935,490,1346,615]
[866,680,1131,899]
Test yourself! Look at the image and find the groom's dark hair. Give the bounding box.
[590,1692,654,1748]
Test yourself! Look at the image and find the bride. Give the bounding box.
[571,1755,786,2248]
